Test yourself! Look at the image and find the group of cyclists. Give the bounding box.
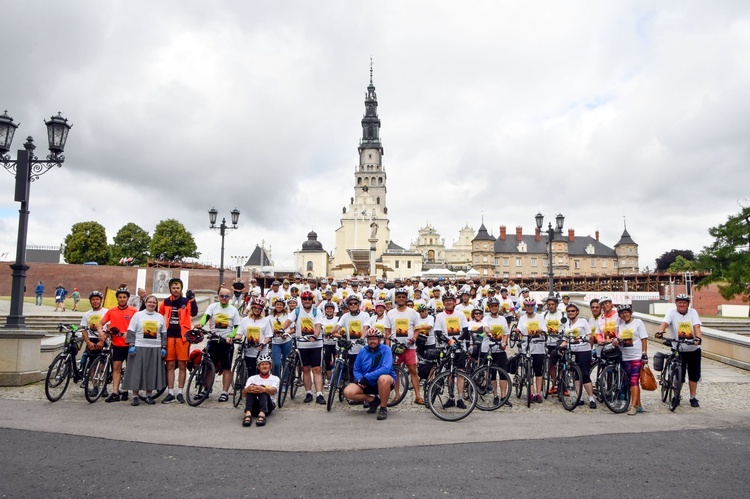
[68,274,704,425]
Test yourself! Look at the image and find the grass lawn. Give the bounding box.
[0,296,92,312]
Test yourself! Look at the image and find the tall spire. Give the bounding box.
[360,62,382,151]
[370,56,373,84]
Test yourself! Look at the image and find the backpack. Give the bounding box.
[294,307,318,322]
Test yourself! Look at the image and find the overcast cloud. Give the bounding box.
[1,0,749,271]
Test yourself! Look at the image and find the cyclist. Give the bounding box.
[333,295,369,395]
[482,297,511,407]
[201,287,242,402]
[414,303,435,359]
[241,353,279,427]
[518,288,533,316]
[123,295,167,406]
[281,290,325,404]
[543,295,566,396]
[231,278,245,309]
[561,303,595,408]
[428,287,445,314]
[412,288,427,311]
[588,298,602,357]
[455,290,474,321]
[369,301,392,337]
[615,304,648,415]
[316,301,339,387]
[239,297,273,377]
[517,298,548,403]
[506,279,521,309]
[269,298,292,377]
[317,289,339,316]
[656,294,703,408]
[97,288,137,402]
[595,296,618,346]
[387,288,423,405]
[264,280,285,310]
[159,278,198,404]
[498,288,515,322]
[433,292,471,409]
[79,290,107,392]
[342,329,396,421]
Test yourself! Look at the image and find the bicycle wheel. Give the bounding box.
[232,360,247,408]
[600,364,630,414]
[660,360,670,403]
[290,355,301,400]
[45,353,71,403]
[186,364,208,407]
[559,364,583,411]
[669,363,683,412]
[85,356,109,403]
[526,360,533,408]
[514,362,524,399]
[473,366,511,411]
[327,362,343,411]
[278,359,295,408]
[387,364,410,407]
[427,370,477,421]
[589,363,601,402]
[542,355,551,399]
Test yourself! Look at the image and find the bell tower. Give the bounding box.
[354,61,387,208]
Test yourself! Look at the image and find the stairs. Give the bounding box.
[0,314,85,334]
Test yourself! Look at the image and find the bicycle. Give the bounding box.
[185,327,219,407]
[424,332,478,421]
[471,337,513,411]
[45,324,86,402]
[326,338,361,411]
[277,335,311,408]
[656,336,699,411]
[511,330,547,408]
[552,332,584,411]
[387,336,412,407]
[84,330,122,403]
[592,343,631,413]
[231,337,249,408]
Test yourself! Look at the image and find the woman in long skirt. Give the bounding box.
[122,295,167,406]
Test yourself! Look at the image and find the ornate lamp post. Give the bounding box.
[209,207,240,287]
[535,212,564,296]
[1,112,72,329]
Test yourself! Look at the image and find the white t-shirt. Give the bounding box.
[373,287,391,302]
[617,318,648,361]
[244,373,281,404]
[455,303,474,322]
[81,308,106,339]
[317,300,339,315]
[543,309,566,345]
[203,302,242,339]
[368,313,393,339]
[661,308,702,353]
[239,315,273,358]
[315,314,339,346]
[564,317,592,352]
[517,313,548,355]
[336,312,368,355]
[482,314,509,353]
[415,314,436,346]
[428,298,445,314]
[128,310,167,348]
[269,313,291,345]
[434,310,468,342]
[264,289,285,308]
[289,307,321,350]
[507,285,521,304]
[387,307,420,350]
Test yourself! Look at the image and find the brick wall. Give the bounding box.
[0,262,228,297]
[673,283,747,316]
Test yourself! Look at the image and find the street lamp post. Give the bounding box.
[209,207,240,287]
[535,212,564,297]
[1,111,72,329]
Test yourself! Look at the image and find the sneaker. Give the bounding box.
[367,397,380,413]
[104,393,120,403]
[120,392,129,402]
[577,400,585,406]
[131,397,140,406]
[444,398,455,408]
[377,407,388,420]
[144,396,156,405]
[690,398,700,408]
[457,399,467,410]
[493,396,500,406]
[535,394,543,403]
[363,401,370,409]
[348,400,362,406]
[503,400,513,408]
[316,394,326,405]
[102,389,109,397]
[324,380,330,389]
[176,393,185,404]
[304,393,314,403]
[672,396,681,408]
[162,394,176,404]
[548,387,558,395]
[589,400,597,409]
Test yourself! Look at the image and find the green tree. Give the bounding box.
[63,221,109,264]
[109,223,151,265]
[667,255,697,273]
[696,206,750,305]
[150,219,200,262]
[655,249,695,271]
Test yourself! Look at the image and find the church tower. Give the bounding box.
[331,65,392,276]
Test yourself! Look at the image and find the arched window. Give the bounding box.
[306,261,313,271]
[428,250,435,262]
[378,177,383,185]
[357,177,362,185]
[376,196,380,204]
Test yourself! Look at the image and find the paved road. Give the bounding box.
[1,427,748,498]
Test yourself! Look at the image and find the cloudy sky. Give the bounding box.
[1,0,748,272]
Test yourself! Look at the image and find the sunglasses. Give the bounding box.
[566,309,577,314]
[219,294,230,298]
[301,298,313,301]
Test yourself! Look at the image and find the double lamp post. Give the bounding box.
[0,111,72,329]
[209,207,240,288]
[535,211,564,297]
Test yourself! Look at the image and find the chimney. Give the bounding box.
[535,228,541,242]
[568,229,575,242]
[515,226,523,241]
[499,226,506,240]
[595,230,599,241]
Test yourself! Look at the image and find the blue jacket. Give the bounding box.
[353,343,396,385]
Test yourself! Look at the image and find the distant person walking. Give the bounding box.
[54,284,68,312]
[35,282,44,306]
[71,288,81,311]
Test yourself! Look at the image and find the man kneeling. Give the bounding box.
[343,329,396,420]
[241,353,278,427]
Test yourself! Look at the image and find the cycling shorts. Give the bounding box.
[299,347,323,368]
[112,346,130,362]
[362,377,396,395]
[208,341,234,374]
[681,348,702,383]
[490,351,508,371]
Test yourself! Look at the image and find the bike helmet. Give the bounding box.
[185,328,205,344]
[324,301,336,309]
[546,295,559,304]
[365,328,383,338]
[523,298,536,307]
[521,287,530,293]
[500,287,508,293]
[250,297,265,309]
[472,307,484,315]
[675,294,690,303]
[374,301,386,309]
[187,349,203,372]
[89,290,104,300]
[599,295,612,304]
[300,290,314,300]
[617,304,633,314]
[346,295,361,305]
[256,353,273,366]
[565,303,580,312]
[415,303,428,312]
[486,297,500,306]
[394,287,408,297]
[487,287,496,293]
[115,287,130,298]
[443,292,456,301]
